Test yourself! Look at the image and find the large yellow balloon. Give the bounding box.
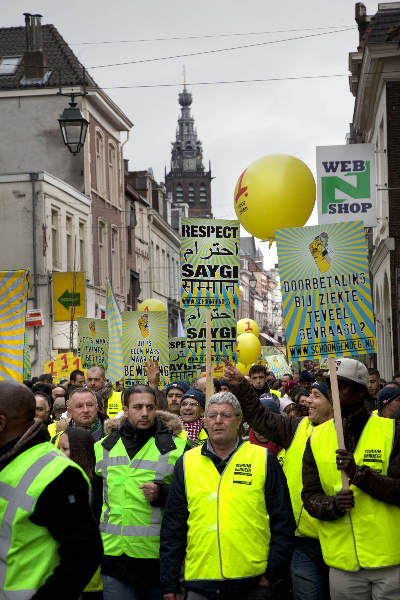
[234,154,315,241]
[236,333,262,365]
[237,318,260,337]
[236,362,250,376]
[138,298,167,312]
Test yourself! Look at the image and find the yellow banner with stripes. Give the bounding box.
[0,270,30,382]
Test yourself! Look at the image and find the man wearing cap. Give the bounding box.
[179,388,207,446]
[164,382,189,416]
[378,385,400,419]
[223,358,333,600]
[302,358,400,600]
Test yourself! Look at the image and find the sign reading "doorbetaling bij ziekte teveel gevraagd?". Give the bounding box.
[275,221,377,361]
[180,218,240,311]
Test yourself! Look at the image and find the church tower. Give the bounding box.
[165,84,213,218]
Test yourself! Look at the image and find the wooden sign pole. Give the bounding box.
[205,308,213,401]
[328,356,349,491]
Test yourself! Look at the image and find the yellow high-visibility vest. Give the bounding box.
[310,414,400,570]
[0,442,87,599]
[184,441,270,581]
[281,417,319,538]
[95,434,186,558]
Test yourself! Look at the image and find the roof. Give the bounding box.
[0,24,97,90]
[364,6,400,45]
[240,236,256,257]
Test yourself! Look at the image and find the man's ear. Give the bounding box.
[0,413,8,433]
[123,404,128,417]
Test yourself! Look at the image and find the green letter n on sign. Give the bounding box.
[322,161,370,214]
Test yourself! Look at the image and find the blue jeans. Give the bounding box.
[290,537,330,600]
[101,574,163,600]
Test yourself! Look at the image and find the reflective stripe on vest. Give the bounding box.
[310,414,400,570]
[0,443,84,599]
[281,417,319,538]
[94,434,186,558]
[184,441,270,581]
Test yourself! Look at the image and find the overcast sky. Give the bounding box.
[4,1,381,265]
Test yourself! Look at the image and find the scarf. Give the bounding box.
[181,417,204,444]
[249,428,283,456]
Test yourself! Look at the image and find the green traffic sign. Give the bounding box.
[58,289,81,310]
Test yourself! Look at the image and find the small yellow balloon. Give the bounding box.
[236,362,250,376]
[138,298,167,312]
[236,333,262,365]
[234,154,315,241]
[237,318,260,337]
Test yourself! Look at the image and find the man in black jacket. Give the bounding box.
[0,380,102,599]
[160,390,295,600]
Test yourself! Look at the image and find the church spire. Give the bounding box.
[165,76,212,219]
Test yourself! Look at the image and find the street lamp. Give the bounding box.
[58,94,89,155]
[249,272,257,292]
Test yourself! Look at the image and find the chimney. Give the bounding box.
[355,3,373,48]
[23,13,48,79]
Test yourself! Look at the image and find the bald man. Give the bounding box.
[0,380,102,598]
[86,366,122,418]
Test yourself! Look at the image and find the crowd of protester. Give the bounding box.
[1,358,399,599]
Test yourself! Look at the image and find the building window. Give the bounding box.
[79,221,86,272]
[175,184,183,203]
[98,221,107,286]
[200,183,207,203]
[188,183,195,203]
[66,214,74,271]
[0,56,22,75]
[108,143,118,205]
[111,227,120,291]
[51,208,60,270]
[96,131,105,194]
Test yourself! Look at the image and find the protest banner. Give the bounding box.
[169,337,199,384]
[78,317,109,370]
[180,218,240,310]
[184,305,237,373]
[0,269,30,383]
[276,220,377,362]
[316,144,376,227]
[264,353,292,378]
[44,353,82,382]
[122,311,170,388]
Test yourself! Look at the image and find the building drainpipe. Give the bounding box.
[30,172,39,367]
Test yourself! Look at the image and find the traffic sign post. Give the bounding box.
[52,272,86,322]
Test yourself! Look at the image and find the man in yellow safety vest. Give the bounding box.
[160,390,295,600]
[223,358,333,600]
[0,380,102,599]
[86,366,122,418]
[302,358,400,600]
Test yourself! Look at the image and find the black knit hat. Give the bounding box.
[181,388,206,409]
[165,381,189,395]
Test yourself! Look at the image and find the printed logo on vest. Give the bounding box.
[233,463,252,485]
[363,449,383,472]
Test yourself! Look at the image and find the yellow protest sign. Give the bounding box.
[44,353,83,382]
[53,272,85,322]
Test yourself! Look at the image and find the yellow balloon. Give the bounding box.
[236,333,262,365]
[236,362,250,376]
[237,318,260,337]
[138,298,167,312]
[234,154,315,241]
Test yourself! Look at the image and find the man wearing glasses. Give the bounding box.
[160,391,295,600]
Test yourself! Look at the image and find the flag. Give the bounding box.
[23,328,31,380]
[106,278,124,383]
[0,270,30,382]
[177,312,185,337]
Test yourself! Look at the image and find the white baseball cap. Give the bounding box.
[331,358,369,388]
